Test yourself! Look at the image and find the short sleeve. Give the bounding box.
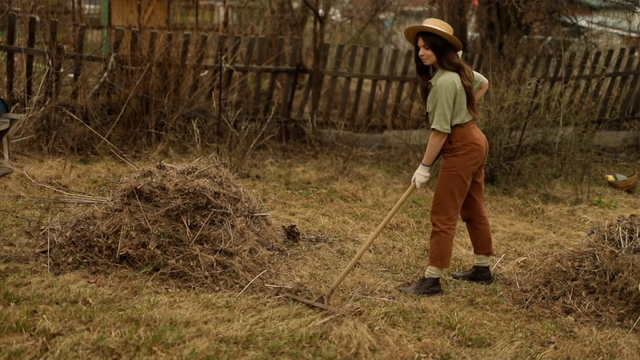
[473,71,487,91]
[426,80,457,134]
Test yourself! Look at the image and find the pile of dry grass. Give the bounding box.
[48,161,285,290]
[513,214,640,326]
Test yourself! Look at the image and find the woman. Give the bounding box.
[399,18,492,295]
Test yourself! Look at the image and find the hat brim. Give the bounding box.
[404,25,463,52]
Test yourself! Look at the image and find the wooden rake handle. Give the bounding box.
[322,182,416,305]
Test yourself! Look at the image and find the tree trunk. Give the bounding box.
[475,0,539,60]
[436,0,471,51]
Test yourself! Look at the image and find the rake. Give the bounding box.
[285,183,416,312]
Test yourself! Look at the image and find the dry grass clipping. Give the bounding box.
[512,214,640,326]
[47,161,285,290]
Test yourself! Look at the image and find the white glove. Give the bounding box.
[412,163,431,189]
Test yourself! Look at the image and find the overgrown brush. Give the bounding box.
[45,160,285,290]
[509,214,640,327]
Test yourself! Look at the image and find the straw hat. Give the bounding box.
[404,18,463,51]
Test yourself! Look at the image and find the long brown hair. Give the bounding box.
[414,32,478,119]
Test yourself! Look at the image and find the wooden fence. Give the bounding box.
[0,13,639,142]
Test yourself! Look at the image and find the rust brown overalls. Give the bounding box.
[428,120,493,268]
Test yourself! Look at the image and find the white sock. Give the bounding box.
[424,266,443,278]
[475,255,490,267]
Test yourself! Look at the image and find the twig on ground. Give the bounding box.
[492,254,506,271]
[629,315,640,334]
[237,269,268,297]
[133,188,153,233]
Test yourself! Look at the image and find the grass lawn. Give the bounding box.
[1,146,639,359]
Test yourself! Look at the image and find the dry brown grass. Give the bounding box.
[2,146,640,359]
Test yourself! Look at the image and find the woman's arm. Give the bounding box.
[421,130,448,166]
[475,79,489,102]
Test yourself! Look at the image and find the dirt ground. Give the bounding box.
[1,146,639,359]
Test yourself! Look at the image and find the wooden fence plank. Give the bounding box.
[584,50,605,108]
[222,35,240,97]
[190,33,209,96]
[163,32,176,101]
[264,36,284,116]
[391,50,413,119]
[212,34,227,101]
[524,55,543,96]
[338,44,358,122]
[297,43,330,119]
[237,36,255,112]
[549,52,575,114]
[252,36,267,117]
[105,27,125,99]
[130,28,139,63]
[71,25,87,99]
[621,53,640,116]
[350,46,370,124]
[565,50,590,111]
[597,48,626,119]
[405,79,420,125]
[6,13,16,101]
[364,47,385,124]
[323,44,345,126]
[543,55,564,113]
[25,16,37,100]
[530,55,553,115]
[589,49,613,108]
[607,47,636,119]
[379,48,399,129]
[45,19,59,100]
[280,37,301,119]
[175,32,191,97]
[147,30,159,146]
[144,30,158,93]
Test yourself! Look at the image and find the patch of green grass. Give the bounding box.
[590,196,618,209]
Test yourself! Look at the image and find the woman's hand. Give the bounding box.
[412,164,431,188]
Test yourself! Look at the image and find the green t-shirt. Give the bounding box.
[426,69,487,133]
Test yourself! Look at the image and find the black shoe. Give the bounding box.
[398,277,442,295]
[451,265,494,284]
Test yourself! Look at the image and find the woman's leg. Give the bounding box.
[459,165,493,256]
